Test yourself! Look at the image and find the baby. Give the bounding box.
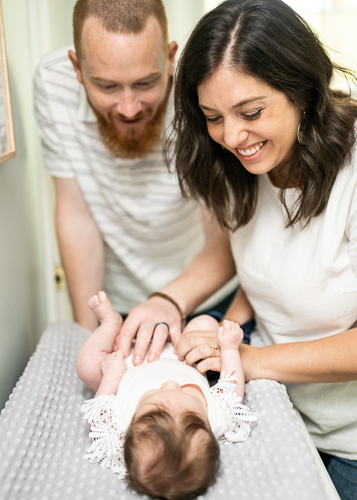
[76,291,256,500]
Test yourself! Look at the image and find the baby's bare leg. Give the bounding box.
[76,291,123,391]
[184,314,220,334]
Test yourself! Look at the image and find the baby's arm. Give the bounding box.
[218,320,245,399]
[222,287,254,325]
[95,350,127,397]
[76,291,123,391]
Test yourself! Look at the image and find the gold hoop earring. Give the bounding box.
[297,123,304,146]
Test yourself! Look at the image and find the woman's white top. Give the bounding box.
[81,345,256,477]
[230,155,357,460]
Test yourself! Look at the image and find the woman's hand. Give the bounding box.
[176,329,222,372]
[176,329,257,380]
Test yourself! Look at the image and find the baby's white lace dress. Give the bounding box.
[80,345,257,478]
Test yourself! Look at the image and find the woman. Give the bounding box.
[164,0,357,498]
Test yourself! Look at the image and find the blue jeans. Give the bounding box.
[320,452,357,500]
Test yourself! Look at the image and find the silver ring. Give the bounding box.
[154,322,170,332]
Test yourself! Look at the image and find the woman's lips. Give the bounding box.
[236,140,267,160]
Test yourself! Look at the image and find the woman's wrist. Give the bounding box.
[239,344,264,381]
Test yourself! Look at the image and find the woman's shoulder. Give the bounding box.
[333,144,357,192]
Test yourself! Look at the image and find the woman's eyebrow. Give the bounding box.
[199,96,267,111]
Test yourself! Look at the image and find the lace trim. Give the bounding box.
[210,371,257,444]
[81,395,127,478]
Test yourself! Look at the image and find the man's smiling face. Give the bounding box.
[69,15,177,157]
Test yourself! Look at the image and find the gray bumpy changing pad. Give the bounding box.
[0,321,340,500]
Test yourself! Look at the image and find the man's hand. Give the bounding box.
[116,297,183,365]
[176,328,256,380]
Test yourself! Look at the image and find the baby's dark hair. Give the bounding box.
[124,407,220,500]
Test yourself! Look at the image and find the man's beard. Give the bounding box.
[90,76,172,159]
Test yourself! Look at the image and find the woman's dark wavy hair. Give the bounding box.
[166,0,357,229]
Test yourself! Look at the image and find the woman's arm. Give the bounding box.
[176,327,357,383]
[244,328,357,383]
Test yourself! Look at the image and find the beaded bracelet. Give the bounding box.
[147,292,187,323]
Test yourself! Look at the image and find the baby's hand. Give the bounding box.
[101,350,127,379]
[218,320,243,351]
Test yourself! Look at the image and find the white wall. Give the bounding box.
[0,0,45,410]
[164,0,204,56]
[0,0,76,411]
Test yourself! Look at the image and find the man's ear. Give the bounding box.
[168,41,178,76]
[68,50,83,84]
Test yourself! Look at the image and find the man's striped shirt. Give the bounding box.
[34,47,235,313]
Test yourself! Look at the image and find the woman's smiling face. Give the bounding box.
[197,66,301,186]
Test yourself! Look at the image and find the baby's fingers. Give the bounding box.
[217,325,224,346]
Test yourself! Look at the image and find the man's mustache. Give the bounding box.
[108,108,152,121]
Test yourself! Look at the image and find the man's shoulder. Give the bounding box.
[35,46,78,87]
[34,45,83,116]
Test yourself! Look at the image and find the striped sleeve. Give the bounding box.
[34,55,76,178]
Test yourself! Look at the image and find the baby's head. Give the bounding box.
[124,382,220,499]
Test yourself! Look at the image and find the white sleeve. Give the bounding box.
[34,60,76,179]
[347,175,357,280]
[81,395,127,478]
[210,372,257,444]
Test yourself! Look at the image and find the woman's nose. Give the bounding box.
[223,120,249,149]
[161,380,181,390]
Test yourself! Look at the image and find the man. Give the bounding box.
[35,0,236,338]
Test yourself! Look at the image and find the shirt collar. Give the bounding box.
[78,84,97,123]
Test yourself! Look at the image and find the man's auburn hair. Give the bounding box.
[73,0,169,59]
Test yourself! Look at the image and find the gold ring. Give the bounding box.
[210,344,218,357]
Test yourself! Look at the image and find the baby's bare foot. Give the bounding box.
[89,291,122,328]
[218,320,243,350]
